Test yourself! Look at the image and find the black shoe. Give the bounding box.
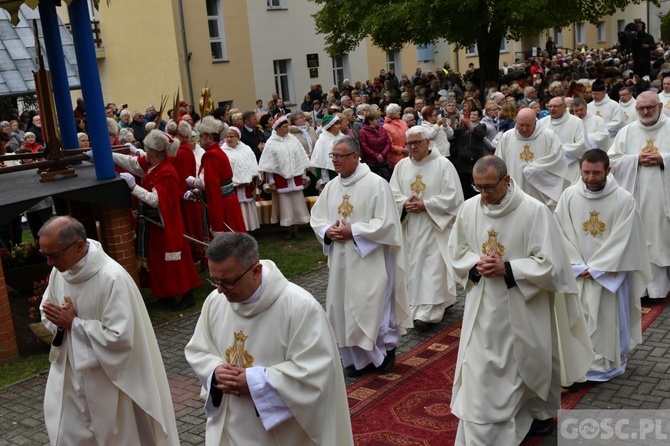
[293,230,303,240]
[377,347,396,374]
[527,418,553,437]
[148,297,176,306]
[173,294,195,312]
[345,363,375,378]
[283,232,293,241]
[413,320,429,332]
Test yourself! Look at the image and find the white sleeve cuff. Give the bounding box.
[247,366,292,431]
[351,226,380,257]
[70,319,99,371]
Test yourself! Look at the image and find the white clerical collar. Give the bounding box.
[67,241,93,275]
[240,267,267,305]
[581,180,607,197]
[551,111,568,125]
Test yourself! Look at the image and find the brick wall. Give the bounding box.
[100,205,139,286]
[0,265,19,365]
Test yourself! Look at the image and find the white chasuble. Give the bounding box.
[495,126,570,208]
[390,151,463,320]
[588,95,625,136]
[185,261,353,446]
[539,113,588,184]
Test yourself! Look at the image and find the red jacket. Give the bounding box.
[358,123,391,165]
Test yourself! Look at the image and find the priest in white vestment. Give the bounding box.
[390,126,463,330]
[608,91,670,299]
[447,156,591,445]
[185,233,353,446]
[619,86,638,125]
[494,108,571,209]
[572,97,611,152]
[588,79,626,138]
[310,135,412,377]
[539,96,588,184]
[222,127,260,232]
[657,76,670,117]
[38,217,179,446]
[555,149,651,382]
[258,116,311,239]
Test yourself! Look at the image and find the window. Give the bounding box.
[386,50,401,74]
[466,43,478,56]
[267,0,287,9]
[417,44,434,62]
[597,21,606,42]
[206,0,227,61]
[273,59,294,104]
[617,19,625,33]
[576,22,585,45]
[332,56,350,90]
[500,40,509,53]
[553,28,563,47]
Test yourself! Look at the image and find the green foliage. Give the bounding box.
[310,0,655,83]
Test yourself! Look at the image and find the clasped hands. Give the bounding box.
[639,151,663,167]
[326,219,353,243]
[214,363,249,397]
[42,301,77,330]
[404,195,425,213]
[476,254,506,278]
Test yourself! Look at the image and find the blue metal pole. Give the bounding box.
[37,0,79,152]
[67,0,114,180]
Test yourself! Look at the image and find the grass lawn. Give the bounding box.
[0,224,324,387]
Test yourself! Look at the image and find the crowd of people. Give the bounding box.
[2,21,669,444]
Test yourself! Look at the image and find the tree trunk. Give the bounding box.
[477,34,504,90]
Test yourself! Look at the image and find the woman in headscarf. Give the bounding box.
[221,127,260,232]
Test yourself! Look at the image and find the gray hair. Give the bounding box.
[38,216,87,246]
[401,113,416,126]
[120,109,131,118]
[386,103,401,115]
[406,125,428,139]
[118,128,135,144]
[206,232,259,266]
[356,104,370,116]
[107,118,118,136]
[473,155,507,178]
[333,135,361,155]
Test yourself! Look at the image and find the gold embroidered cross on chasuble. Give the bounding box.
[337,194,354,220]
[641,138,659,154]
[482,230,505,256]
[225,331,254,367]
[583,210,606,237]
[519,144,534,163]
[410,174,427,196]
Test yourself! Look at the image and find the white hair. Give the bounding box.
[119,109,131,118]
[145,122,156,132]
[386,103,401,115]
[118,128,135,143]
[107,118,118,136]
[406,125,428,139]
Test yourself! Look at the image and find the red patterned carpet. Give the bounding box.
[347,300,667,446]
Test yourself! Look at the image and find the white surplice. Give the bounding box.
[658,91,670,117]
[608,114,670,298]
[581,114,610,152]
[447,183,592,445]
[588,95,626,137]
[619,98,638,125]
[421,121,452,156]
[555,177,651,381]
[310,162,412,369]
[222,140,260,231]
[389,150,463,322]
[539,112,589,184]
[185,261,352,446]
[41,240,179,446]
[495,126,571,208]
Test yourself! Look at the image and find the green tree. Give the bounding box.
[311,0,653,86]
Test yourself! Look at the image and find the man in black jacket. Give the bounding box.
[240,111,266,161]
[449,108,490,200]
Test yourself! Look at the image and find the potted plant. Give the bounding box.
[0,241,51,294]
[28,274,53,345]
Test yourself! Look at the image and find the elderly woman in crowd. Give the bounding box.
[310,114,342,189]
[383,103,409,170]
[258,116,311,239]
[221,126,260,232]
[358,106,392,181]
[77,132,90,148]
[288,112,317,158]
[420,105,452,157]
[118,109,132,129]
[481,102,502,147]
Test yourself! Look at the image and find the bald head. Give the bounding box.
[515,108,537,138]
[38,216,86,244]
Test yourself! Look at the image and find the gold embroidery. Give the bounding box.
[665,102,670,110]
[642,138,659,154]
[623,111,629,122]
[337,194,354,220]
[64,296,72,305]
[582,210,606,237]
[595,110,602,117]
[481,230,505,256]
[410,174,427,196]
[225,331,254,367]
[519,144,534,163]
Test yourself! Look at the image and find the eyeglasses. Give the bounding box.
[472,177,504,193]
[329,152,356,159]
[636,105,659,112]
[39,240,78,259]
[206,263,256,289]
[405,139,426,147]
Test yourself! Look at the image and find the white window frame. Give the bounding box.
[597,21,606,43]
[273,59,295,104]
[553,28,563,47]
[576,22,586,45]
[207,0,228,61]
[386,50,401,75]
[267,0,287,10]
[500,40,509,53]
[466,43,478,56]
[417,44,434,62]
[332,56,350,90]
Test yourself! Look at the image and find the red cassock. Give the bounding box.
[141,160,202,297]
[199,147,246,233]
[170,143,205,242]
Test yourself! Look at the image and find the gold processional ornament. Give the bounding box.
[642,138,659,154]
[482,230,505,256]
[583,210,606,237]
[410,174,427,196]
[225,330,254,368]
[337,194,354,220]
[519,144,534,163]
